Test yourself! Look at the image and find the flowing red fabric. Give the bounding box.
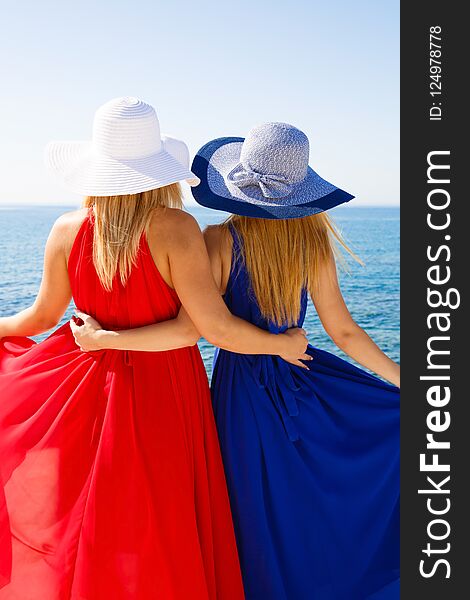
[0,213,244,599]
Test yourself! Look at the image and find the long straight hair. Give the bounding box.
[225,212,361,326]
[83,184,182,291]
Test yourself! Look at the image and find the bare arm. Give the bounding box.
[72,307,199,352]
[0,216,72,339]
[312,255,400,387]
[165,215,306,356]
[71,213,308,363]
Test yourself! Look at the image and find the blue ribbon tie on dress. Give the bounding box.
[252,355,312,442]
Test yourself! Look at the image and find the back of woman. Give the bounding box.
[70,205,180,332]
[212,216,400,600]
[0,98,245,600]
[191,123,400,599]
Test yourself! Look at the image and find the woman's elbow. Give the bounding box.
[32,308,62,333]
[176,318,200,347]
[203,330,224,347]
[329,324,361,348]
[37,315,61,333]
[201,319,231,348]
[184,328,201,347]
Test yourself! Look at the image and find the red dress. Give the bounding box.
[0,212,244,600]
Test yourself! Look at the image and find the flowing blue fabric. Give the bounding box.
[211,225,400,600]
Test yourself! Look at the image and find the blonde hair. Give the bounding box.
[83,184,182,291]
[225,213,361,326]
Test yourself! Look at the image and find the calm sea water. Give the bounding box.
[0,205,400,375]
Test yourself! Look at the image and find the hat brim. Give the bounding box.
[45,138,200,197]
[191,137,354,219]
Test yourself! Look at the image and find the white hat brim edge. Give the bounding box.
[44,138,200,197]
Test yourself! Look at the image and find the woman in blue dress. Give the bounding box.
[73,123,400,599]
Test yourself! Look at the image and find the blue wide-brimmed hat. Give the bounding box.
[191,122,354,219]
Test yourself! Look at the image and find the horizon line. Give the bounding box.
[0,202,401,208]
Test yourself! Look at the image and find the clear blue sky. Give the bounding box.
[0,0,399,206]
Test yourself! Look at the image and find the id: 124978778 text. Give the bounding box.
[429,26,443,121]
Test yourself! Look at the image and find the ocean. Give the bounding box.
[0,205,400,375]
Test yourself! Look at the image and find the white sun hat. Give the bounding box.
[45,96,200,196]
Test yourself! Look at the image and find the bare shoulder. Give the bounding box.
[203,224,224,244]
[149,207,202,248]
[52,207,87,230]
[203,224,232,258]
[48,208,88,249]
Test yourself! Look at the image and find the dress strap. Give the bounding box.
[224,222,246,297]
[228,222,243,255]
[228,222,246,273]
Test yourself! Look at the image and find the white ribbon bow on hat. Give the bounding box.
[227,164,292,199]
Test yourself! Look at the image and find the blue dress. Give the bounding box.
[211,225,400,600]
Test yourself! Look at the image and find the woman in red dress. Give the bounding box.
[0,98,307,599]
